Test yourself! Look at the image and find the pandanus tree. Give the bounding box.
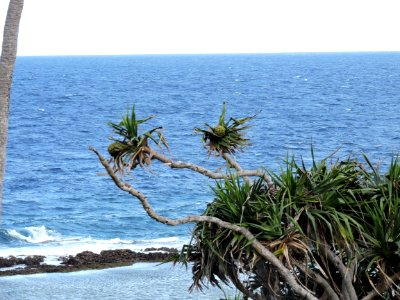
[106,106,168,174]
[0,0,24,218]
[194,102,254,156]
[91,104,400,299]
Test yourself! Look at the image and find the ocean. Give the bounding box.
[1,52,400,298]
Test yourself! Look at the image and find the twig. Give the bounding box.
[145,147,273,186]
[297,264,340,300]
[222,152,250,183]
[320,244,358,300]
[361,272,400,300]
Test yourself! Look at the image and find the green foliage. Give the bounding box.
[194,103,255,156]
[104,105,400,298]
[220,288,243,300]
[107,106,168,174]
[178,151,400,299]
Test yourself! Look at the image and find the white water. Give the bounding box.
[1,226,186,265]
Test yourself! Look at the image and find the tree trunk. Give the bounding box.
[0,0,24,219]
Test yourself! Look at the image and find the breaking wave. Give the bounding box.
[6,225,60,244]
[0,226,185,259]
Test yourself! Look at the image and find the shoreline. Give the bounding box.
[0,248,178,276]
[0,261,230,300]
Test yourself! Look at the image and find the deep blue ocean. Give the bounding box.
[1,52,400,260]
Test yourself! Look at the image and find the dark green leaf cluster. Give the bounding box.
[107,106,168,174]
[177,151,400,299]
[194,103,254,156]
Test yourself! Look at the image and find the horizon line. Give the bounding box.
[16,50,400,58]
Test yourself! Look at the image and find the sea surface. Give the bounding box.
[1,52,400,298]
[0,263,231,300]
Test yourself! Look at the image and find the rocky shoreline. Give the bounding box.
[0,248,179,276]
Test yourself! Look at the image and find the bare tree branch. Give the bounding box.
[222,152,252,183]
[90,146,318,300]
[145,147,273,186]
[222,152,273,186]
[222,153,243,171]
[361,272,400,300]
[230,274,264,300]
[341,258,357,299]
[297,264,340,300]
[320,244,358,300]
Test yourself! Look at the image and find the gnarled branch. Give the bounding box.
[297,264,340,300]
[90,146,317,300]
[320,244,358,300]
[144,147,273,186]
[221,152,251,183]
[361,272,400,300]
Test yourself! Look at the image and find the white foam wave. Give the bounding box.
[1,226,186,264]
[146,236,179,243]
[7,225,59,244]
[0,264,27,272]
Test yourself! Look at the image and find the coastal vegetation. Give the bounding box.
[91,104,400,300]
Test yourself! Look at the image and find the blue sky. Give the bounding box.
[1,0,400,56]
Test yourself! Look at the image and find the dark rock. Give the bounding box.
[62,251,101,266]
[0,256,24,268]
[61,255,78,266]
[0,256,17,268]
[99,249,135,263]
[76,251,101,264]
[0,248,179,276]
[58,256,70,264]
[23,256,45,267]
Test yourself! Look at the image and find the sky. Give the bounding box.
[1,0,400,56]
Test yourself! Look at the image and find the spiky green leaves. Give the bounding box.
[194,103,254,156]
[107,105,168,174]
[178,151,400,297]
